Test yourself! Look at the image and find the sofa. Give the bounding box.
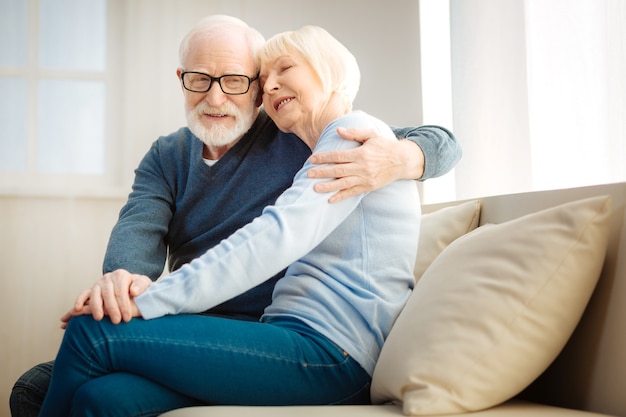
[162,181,626,417]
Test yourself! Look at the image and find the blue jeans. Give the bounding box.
[38,314,371,417]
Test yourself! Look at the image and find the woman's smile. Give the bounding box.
[274,96,295,111]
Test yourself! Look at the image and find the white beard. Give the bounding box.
[186,100,256,148]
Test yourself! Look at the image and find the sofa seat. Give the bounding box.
[162,400,616,417]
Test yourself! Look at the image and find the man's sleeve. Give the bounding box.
[391,125,462,180]
[102,140,173,280]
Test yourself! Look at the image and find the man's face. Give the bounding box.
[178,32,259,149]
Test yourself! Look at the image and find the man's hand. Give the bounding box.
[307,127,425,203]
[60,269,151,328]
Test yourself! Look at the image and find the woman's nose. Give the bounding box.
[263,74,278,93]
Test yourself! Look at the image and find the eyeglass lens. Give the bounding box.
[183,73,250,94]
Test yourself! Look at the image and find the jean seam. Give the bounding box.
[88,334,350,371]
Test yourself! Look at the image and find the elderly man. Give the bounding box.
[10,15,461,417]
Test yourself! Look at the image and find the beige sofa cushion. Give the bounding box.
[414,200,481,282]
[371,196,611,415]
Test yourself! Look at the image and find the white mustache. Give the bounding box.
[194,101,236,117]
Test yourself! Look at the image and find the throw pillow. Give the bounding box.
[371,195,611,415]
[414,200,481,282]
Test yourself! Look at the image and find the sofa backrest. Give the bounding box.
[422,182,626,417]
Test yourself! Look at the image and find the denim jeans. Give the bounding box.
[38,314,371,417]
[10,360,53,417]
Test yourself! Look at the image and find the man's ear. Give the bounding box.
[176,68,185,91]
[255,90,263,107]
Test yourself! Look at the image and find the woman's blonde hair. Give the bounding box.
[259,25,360,110]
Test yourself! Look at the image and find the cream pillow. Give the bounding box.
[414,200,481,281]
[371,195,611,415]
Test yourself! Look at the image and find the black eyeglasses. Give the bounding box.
[180,71,258,95]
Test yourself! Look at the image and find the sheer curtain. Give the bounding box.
[421,0,626,202]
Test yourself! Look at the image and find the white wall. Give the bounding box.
[0,195,124,417]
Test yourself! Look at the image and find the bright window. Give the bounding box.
[38,79,106,174]
[419,0,626,202]
[418,0,456,204]
[0,0,112,191]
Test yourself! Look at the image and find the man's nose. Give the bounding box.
[204,80,227,105]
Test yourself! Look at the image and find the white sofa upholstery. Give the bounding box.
[162,182,626,417]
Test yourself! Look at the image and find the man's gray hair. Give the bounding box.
[179,15,266,70]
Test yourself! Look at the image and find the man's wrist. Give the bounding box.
[398,139,425,180]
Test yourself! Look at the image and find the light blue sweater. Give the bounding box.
[135,110,421,375]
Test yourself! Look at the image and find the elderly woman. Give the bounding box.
[38,26,420,417]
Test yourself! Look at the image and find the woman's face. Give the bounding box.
[260,52,327,135]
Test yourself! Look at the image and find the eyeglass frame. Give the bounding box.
[179,71,259,95]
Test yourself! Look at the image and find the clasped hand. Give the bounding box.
[61,269,152,329]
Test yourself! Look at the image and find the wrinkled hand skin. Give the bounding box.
[60,269,151,328]
[307,127,424,203]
